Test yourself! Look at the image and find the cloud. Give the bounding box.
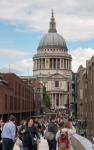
[69,47,94,72]
[0,48,33,75]
[0,59,33,75]
[0,48,31,63]
[0,0,94,41]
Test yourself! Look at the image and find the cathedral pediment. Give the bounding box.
[48,73,67,79]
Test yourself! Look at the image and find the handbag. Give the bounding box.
[44,131,55,141]
[16,138,22,145]
[28,127,37,147]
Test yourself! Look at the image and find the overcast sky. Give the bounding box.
[0,0,94,75]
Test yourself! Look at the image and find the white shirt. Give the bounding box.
[56,125,76,142]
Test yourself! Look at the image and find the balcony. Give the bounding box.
[71,133,93,150]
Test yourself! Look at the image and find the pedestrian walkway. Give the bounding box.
[13,137,74,150]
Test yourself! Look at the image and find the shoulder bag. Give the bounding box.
[44,131,55,141]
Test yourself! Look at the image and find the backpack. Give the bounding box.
[58,130,69,148]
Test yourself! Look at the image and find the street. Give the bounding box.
[13,136,74,150]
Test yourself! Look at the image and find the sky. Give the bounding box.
[0,0,94,76]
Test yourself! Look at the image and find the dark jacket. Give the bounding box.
[34,121,41,129]
[42,124,46,130]
[19,125,40,148]
[0,128,2,149]
[48,122,58,135]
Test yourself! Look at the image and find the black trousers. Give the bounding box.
[47,139,57,150]
[2,138,14,150]
[0,143,2,150]
[41,130,44,136]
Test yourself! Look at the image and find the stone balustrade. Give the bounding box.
[71,134,93,150]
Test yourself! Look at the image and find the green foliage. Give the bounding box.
[43,86,51,108]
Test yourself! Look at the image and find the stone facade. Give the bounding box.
[77,56,94,139]
[33,10,72,109]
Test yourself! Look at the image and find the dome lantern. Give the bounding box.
[48,9,57,33]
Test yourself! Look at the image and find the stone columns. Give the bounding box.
[41,59,43,69]
[68,60,69,69]
[60,58,61,69]
[61,94,62,105]
[59,94,60,106]
[62,94,63,105]
[37,59,39,69]
[38,59,40,69]
[56,58,57,69]
[66,59,67,69]
[59,59,60,69]
[70,60,71,70]
[35,59,37,69]
[64,59,66,69]
[52,58,53,69]
[64,95,66,105]
[40,59,41,69]
[48,58,50,69]
[55,93,56,108]
[52,94,53,107]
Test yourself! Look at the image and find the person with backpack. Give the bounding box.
[56,121,76,150]
[47,116,58,150]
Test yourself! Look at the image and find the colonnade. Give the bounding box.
[50,93,66,108]
[34,58,71,70]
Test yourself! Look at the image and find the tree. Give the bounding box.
[43,86,51,108]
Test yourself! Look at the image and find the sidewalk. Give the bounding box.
[13,137,74,150]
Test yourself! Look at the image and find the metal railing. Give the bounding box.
[71,134,93,150]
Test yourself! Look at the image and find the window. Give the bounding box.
[18,98,20,110]
[55,81,59,87]
[14,97,17,110]
[15,82,17,95]
[5,95,7,111]
[10,96,13,111]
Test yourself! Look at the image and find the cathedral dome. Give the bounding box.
[38,32,66,48]
[38,10,67,50]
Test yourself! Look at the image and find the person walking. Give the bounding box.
[19,117,40,150]
[17,120,26,150]
[0,119,4,150]
[56,121,76,150]
[2,115,16,150]
[47,116,58,150]
[41,121,46,137]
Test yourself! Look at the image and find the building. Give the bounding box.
[33,10,72,109]
[20,76,43,115]
[69,72,77,118]
[0,73,34,124]
[77,56,94,138]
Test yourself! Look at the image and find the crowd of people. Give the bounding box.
[0,113,76,150]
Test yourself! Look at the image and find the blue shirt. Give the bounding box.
[1,121,16,142]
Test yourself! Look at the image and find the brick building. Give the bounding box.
[20,76,43,115]
[0,73,34,125]
[77,57,94,138]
